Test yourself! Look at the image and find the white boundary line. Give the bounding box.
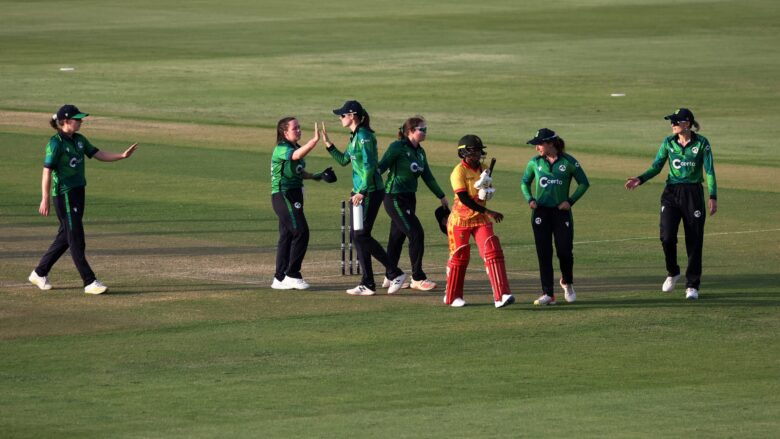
[571,228,780,245]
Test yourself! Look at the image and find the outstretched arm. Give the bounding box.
[292,123,320,161]
[94,143,138,162]
[628,142,668,189]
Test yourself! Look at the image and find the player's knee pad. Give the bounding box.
[483,235,510,301]
[445,244,470,304]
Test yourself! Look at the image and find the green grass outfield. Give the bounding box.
[1,0,779,437]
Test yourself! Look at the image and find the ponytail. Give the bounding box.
[551,137,566,155]
[358,112,374,133]
[692,120,701,132]
[49,114,60,130]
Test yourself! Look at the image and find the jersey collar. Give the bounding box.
[460,159,481,172]
[672,132,700,149]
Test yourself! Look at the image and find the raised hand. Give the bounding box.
[122,143,139,159]
[321,121,331,146]
[312,122,321,143]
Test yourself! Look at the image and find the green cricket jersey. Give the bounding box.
[637,133,717,199]
[327,126,383,195]
[271,140,305,194]
[378,139,445,198]
[43,132,99,197]
[521,153,590,207]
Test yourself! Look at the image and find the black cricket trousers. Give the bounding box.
[383,192,427,282]
[352,189,402,290]
[272,188,309,281]
[35,186,97,286]
[660,183,706,289]
[531,205,574,296]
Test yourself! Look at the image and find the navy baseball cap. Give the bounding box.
[434,206,450,235]
[332,100,364,116]
[527,128,558,145]
[664,108,695,123]
[56,104,89,120]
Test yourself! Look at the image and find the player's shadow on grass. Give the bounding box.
[0,245,278,260]
[575,273,779,308]
[105,283,262,295]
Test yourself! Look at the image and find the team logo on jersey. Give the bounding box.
[575,162,580,168]
[694,210,701,218]
[359,138,369,145]
[539,176,564,188]
[692,146,699,154]
[69,157,82,168]
[77,141,84,150]
[294,202,302,209]
[295,164,304,174]
[705,144,710,151]
[410,162,423,173]
[558,164,566,172]
[565,221,570,228]
[535,217,542,225]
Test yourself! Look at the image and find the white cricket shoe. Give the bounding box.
[560,279,576,303]
[271,278,291,290]
[346,285,376,296]
[28,271,52,290]
[410,279,437,291]
[282,276,310,290]
[533,294,556,306]
[494,294,515,308]
[382,276,410,289]
[450,297,467,308]
[662,274,681,292]
[84,280,108,295]
[685,288,699,300]
[387,273,408,295]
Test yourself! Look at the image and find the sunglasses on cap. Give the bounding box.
[670,120,688,126]
[415,127,427,133]
[339,112,357,119]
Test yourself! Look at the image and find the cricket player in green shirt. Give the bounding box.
[29,105,138,295]
[270,117,336,290]
[323,100,406,296]
[521,128,590,305]
[378,116,449,291]
[626,108,717,300]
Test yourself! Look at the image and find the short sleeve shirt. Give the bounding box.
[271,141,305,194]
[449,161,490,227]
[43,132,99,196]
